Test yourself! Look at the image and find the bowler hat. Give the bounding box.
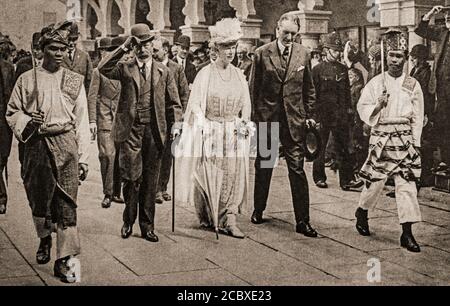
[304,125,322,161]
[130,24,155,44]
[410,44,429,60]
[175,35,191,48]
[97,37,113,50]
[323,32,343,52]
[111,36,129,48]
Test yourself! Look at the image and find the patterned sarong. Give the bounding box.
[359,123,421,182]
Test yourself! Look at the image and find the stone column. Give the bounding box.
[180,0,210,48]
[115,0,132,34]
[289,1,331,50]
[149,0,175,44]
[228,0,263,43]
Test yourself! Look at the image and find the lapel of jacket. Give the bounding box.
[268,41,284,83]
[434,30,449,73]
[152,60,162,111]
[285,43,302,82]
[130,59,141,97]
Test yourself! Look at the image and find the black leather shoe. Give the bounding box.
[342,180,364,190]
[121,223,132,239]
[316,181,328,189]
[54,256,77,283]
[142,231,159,242]
[155,192,164,204]
[101,196,112,208]
[355,208,371,236]
[36,236,52,265]
[162,192,171,201]
[400,233,421,253]
[296,222,318,237]
[112,195,124,204]
[250,210,264,224]
[0,204,6,214]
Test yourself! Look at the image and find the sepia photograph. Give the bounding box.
[0,0,449,293]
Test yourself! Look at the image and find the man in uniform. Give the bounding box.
[355,29,424,252]
[152,37,190,204]
[415,5,450,171]
[0,33,15,214]
[312,32,360,190]
[62,22,93,93]
[98,24,182,243]
[88,37,125,208]
[6,21,90,281]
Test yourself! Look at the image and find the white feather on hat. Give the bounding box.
[209,18,243,45]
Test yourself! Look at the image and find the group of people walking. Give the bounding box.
[1,5,447,283]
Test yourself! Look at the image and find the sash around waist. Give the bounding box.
[38,121,75,136]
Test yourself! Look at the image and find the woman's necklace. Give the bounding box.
[215,64,231,82]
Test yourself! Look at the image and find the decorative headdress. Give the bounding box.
[209,18,243,46]
[382,28,408,53]
[39,20,72,49]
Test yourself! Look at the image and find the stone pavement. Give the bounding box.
[0,141,449,286]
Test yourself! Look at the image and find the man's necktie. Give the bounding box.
[140,65,147,80]
[68,50,73,62]
[282,47,290,63]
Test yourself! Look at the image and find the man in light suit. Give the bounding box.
[249,13,318,237]
[61,22,93,92]
[99,24,183,243]
[415,5,450,171]
[153,37,190,204]
[88,37,125,209]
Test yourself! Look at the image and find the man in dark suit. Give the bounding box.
[153,37,189,204]
[88,37,125,208]
[174,35,197,86]
[415,5,450,171]
[61,22,93,92]
[0,35,15,214]
[249,13,318,237]
[99,24,183,243]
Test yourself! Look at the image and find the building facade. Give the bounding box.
[0,0,447,53]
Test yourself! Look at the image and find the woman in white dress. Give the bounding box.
[174,19,253,238]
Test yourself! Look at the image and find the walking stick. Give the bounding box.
[172,148,175,233]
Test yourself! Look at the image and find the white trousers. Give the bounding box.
[33,217,81,260]
[358,174,422,224]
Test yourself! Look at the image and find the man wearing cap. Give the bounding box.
[61,22,93,93]
[175,35,197,85]
[367,44,382,81]
[98,23,182,243]
[152,37,189,204]
[88,37,125,208]
[6,21,90,281]
[415,5,450,171]
[355,29,424,253]
[249,13,318,237]
[410,44,435,187]
[0,34,15,215]
[312,32,359,191]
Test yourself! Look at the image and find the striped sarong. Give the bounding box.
[359,123,421,182]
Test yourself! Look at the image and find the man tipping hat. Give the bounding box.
[355,28,425,252]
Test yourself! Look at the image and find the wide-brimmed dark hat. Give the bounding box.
[304,125,322,161]
[130,24,155,44]
[175,35,191,48]
[323,32,344,52]
[97,37,113,50]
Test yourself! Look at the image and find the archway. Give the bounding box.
[134,0,153,29]
[110,0,125,35]
[86,2,101,38]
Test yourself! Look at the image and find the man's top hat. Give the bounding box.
[304,125,322,161]
[410,44,429,60]
[97,37,113,51]
[323,32,344,52]
[130,24,155,44]
[175,35,191,49]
